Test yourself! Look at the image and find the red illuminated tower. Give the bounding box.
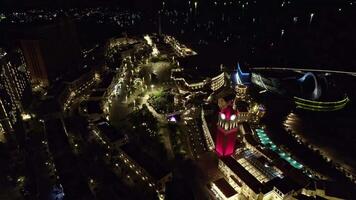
[216,99,238,156]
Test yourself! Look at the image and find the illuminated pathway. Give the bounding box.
[255,128,303,169]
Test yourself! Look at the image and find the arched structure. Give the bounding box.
[298,72,321,100]
[250,68,349,111]
[234,63,251,85]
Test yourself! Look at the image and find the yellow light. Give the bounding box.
[21,113,32,121]
[95,73,100,81]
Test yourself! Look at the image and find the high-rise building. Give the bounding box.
[0,47,31,140]
[216,99,239,156]
[19,16,81,86]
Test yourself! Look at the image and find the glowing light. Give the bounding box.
[230,114,236,121]
[310,13,315,24]
[298,72,321,100]
[21,113,33,121]
[144,35,153,46]
[94,73,100,81]
[293,94,349,111]
[152,45,159,57]
[169,116,177,122]
[220,113,226,120]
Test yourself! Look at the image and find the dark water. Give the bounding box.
[254,75,356,184]
[289,104,356,172]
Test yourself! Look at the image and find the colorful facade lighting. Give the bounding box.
[216,105,239,156]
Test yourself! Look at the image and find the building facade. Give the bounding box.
[171,68,225,93]
[0,48,31,139]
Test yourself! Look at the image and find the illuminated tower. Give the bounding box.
[216,98,239,156]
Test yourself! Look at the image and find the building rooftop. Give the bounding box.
[263,177,301,195]
[244,133,259,146]
[175,54,223,84]
[121,143,170,180]
[213,178,237,198]
[235,100,249,112]
[272,159,309,187]
[208,88,235,104]
[293,194,327,200]
[96,121,125,143]
[221,156,263,193]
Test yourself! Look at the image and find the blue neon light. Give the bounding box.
[235,63,251,84]
[298,72,321,100]
[237,63,250,76]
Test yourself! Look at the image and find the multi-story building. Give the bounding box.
[218,156,301,200]
[249,103,266,122]
[59,68,102,112]
[234,100,249,122]
[0,47,31,139]
[171,68,225,93]
[171,55,226,93]
[209,177,238,200]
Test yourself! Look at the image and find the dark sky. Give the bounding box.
[0,0,347,10]
[0,0,159,10]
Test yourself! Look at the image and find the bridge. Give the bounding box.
[234,63,251,85]
[250,67,356,77]
[249,67,351,111]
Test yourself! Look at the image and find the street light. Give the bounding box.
[309,13,315,24]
